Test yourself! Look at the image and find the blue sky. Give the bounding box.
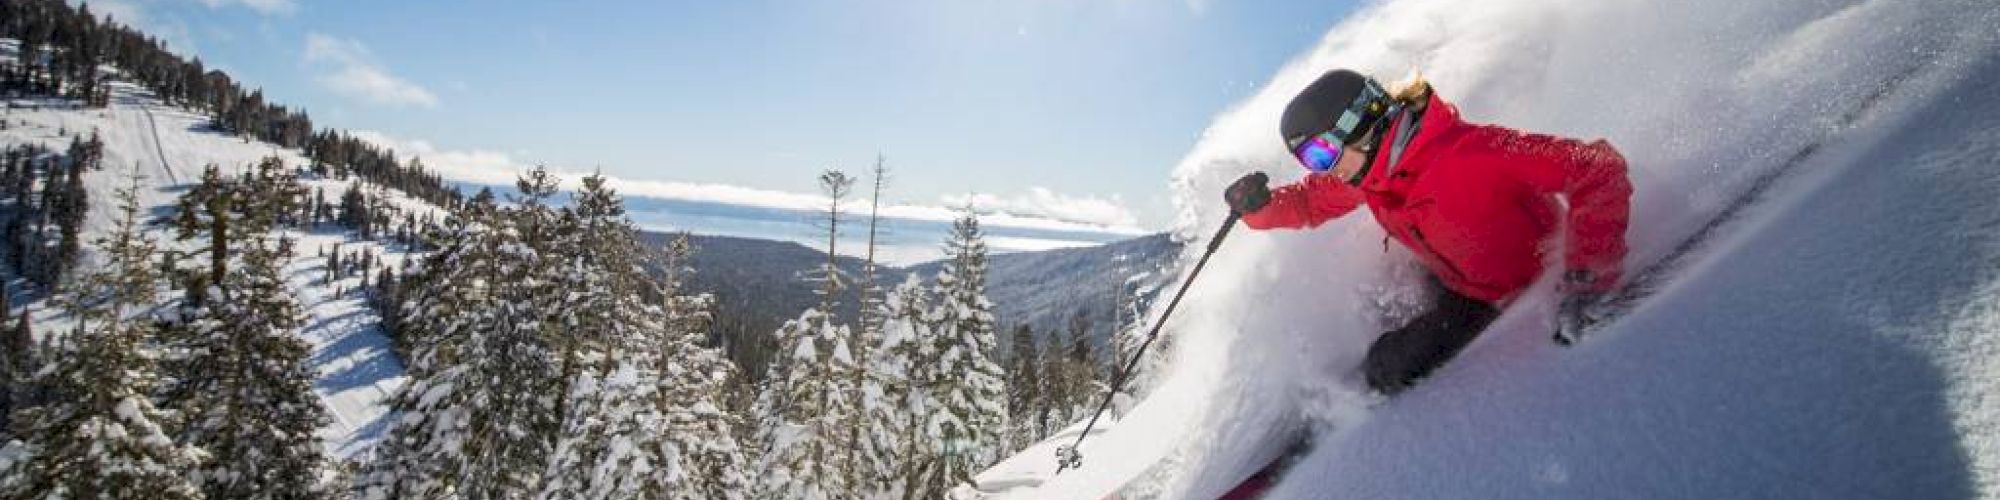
[92,0,1357,230]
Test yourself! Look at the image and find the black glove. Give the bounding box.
[1224,172,1272,215]
[1554,270,1607,346]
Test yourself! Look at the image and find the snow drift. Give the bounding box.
[986,0,2000,497]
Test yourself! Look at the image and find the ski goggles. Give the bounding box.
[1292,132,1346,173]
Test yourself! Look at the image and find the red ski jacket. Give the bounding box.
[1244,92,1631,304]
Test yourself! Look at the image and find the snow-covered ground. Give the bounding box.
[981,0,2000,498]
[3,77,432,460]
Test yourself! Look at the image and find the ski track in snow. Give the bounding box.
[982,0,2000,498]
[2,77,428,461]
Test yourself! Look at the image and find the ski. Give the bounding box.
[1213,431,1315,500]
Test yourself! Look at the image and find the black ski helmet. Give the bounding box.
[1280,69,1393,152]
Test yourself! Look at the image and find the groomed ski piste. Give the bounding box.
[1,53,442,461]
[977,0,2000,498]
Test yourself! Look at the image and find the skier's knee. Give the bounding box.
[1362,339,1417,395]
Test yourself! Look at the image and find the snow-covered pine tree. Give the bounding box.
[747,168,868,499]
[537,172,635,499]
[656,308,753,500]
[538,174,748,500]
[843,318,900,500]
[915,210,1008,494]
[654,234,752,500]
[360,171,564,499]
[0,171,202,499]
[173,239,337,499]
[234,156,308,230]
[751,308,860,500]
[875,274,936,498]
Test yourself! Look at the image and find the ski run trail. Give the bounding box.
[1,64,444,461]
[979,0,2000,498]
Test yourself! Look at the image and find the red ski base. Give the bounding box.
[1216,458,1288,499]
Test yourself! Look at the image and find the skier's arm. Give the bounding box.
[1501,131,1632,292]
[1241,173,1366,230]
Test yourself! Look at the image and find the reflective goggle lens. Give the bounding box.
[1294,133,1343,172]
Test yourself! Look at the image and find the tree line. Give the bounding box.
[0,134,98,290]
[2,0,463,209]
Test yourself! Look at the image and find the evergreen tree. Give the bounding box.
[1037,332,1071,433]
[655,299,751,500]
[748,168,873,499]
[173,240,337,499]
[917,210,1008,492]
[844,280,902,500]
[0,293,26,441]
[360,174,563,499]
[168,164,233,304]
[235,156,306,230]
[1042,310,1109,429]
[1005,323,1045,450]
[538,174,748,500]
[47,133,96,282]
[338,182,368,232]
[0,171,201,499]
[874,274,936,498]
[654,233,752,499]
[750,309,859,500]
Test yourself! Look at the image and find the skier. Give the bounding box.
[1223,69,1632,395]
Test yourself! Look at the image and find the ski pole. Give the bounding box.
[1055,211,1240,474]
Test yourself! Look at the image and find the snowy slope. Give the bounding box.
[1267,58,2000,499]
[982,0,2000,498]
[2,75,434,460]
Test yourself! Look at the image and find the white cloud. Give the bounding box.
[198,0,296,16]
[344,130,518,186]
[940,187,1143,231]
[346,130,1151,234]
[303,33,439,109]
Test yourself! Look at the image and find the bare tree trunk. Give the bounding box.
[818,170,852,313]
[861,155,888,333]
